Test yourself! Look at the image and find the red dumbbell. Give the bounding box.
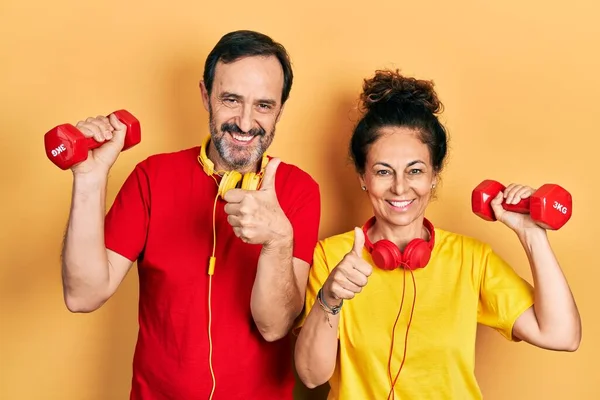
[471,179,573,230]
[44,109,141,170]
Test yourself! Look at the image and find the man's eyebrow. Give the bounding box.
[219,92,277,106]
[256,98,277,106]
[219,91,242,100]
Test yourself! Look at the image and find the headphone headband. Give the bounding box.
[362,217,435,252]
[198,134,215,176]
[362,216,436,271]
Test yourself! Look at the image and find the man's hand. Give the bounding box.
[223,158,292,247]
[72,113,128,177]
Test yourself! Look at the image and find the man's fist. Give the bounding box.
[223,158,292,246]
[322,228,373,306]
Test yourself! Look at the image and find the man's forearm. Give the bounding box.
[61,174,111,312]
[251,235,303,341]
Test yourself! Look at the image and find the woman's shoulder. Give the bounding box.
[433,227,492,255]
[318,229,356,250]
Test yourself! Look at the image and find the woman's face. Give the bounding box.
[360,127,437,229]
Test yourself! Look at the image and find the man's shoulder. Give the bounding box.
[136,146,200,170]
[271,157,319,190]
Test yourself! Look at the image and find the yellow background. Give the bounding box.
[1,1,598,399]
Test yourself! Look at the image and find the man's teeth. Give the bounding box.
[232,133,253,142]
[390,200,412,207]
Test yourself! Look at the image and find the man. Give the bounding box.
[60,30,321,399]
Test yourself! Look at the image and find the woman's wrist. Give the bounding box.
[318,288,343,314]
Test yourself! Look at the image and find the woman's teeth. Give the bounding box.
[390,200,413,208]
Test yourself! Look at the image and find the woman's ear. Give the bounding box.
[359,175,367,191]
[431,174,438,189]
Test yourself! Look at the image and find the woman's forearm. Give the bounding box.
[519,228,581,349]
[294,292,340,388]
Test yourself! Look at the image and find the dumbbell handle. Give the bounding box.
[78,109,139,151]
[500,198,531,214]
[83,135,109,151]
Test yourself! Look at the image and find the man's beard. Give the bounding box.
[208,109,275,171]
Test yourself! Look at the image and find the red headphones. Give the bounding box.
[362,217,436,271]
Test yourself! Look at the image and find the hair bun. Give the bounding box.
[361,69,443,115]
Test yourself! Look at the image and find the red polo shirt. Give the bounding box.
[104,146,321,399]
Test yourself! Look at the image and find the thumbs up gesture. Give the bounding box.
[223,157,292,247]
[321,228,373,306]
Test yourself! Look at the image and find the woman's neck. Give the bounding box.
[368,216,430,251]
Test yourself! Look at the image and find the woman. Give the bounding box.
[294,69,581,399]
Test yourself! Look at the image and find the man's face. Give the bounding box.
[201,55,285,172]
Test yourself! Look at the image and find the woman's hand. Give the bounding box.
[490,183,545,235]
[321,228,373,306]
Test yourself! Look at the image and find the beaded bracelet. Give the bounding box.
[317,288,343,328]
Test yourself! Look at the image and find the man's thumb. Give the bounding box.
[108,113,127,147]
[260,157,280,190]
[352,227,365,255]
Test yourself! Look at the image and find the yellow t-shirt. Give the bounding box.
[298,227,535,400]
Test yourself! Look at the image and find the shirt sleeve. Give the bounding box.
[281,168,321,265]
[104,162,151,262]
[477,245,535,341]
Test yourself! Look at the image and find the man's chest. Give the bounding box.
[138,182,262,285]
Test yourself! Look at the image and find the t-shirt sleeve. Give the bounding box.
[104,163,151,262]
[477,245,535,341]
[293,240,335,335]
[282,168,321,265]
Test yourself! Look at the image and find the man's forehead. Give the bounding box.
[212,56,284,101]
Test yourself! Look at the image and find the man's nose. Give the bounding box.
[235,104,253,133]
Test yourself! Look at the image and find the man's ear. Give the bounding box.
[199,80,210,111]
[275,103,286,123]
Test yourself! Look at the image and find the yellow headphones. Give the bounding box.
[198,134,271,398]
[197,134,269,197]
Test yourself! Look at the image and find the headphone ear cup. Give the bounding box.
[402,239,432,270]
[371,240,403,271]
[241,172,261,191]
[218,171,242,197]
